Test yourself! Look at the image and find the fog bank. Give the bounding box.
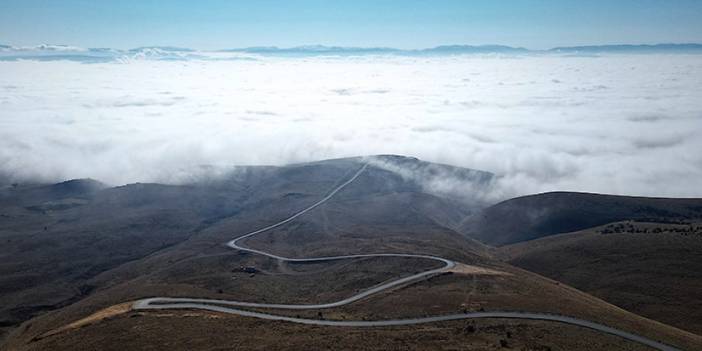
[1,54,701,199]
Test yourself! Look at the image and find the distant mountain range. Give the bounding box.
[1,43,701,62]
[221,44,530,55]
[549,43,702,53]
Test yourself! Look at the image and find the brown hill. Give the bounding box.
[459,191,702,246]
[3,157,702,350]
[0,155,489,344]
[500,221,702,335]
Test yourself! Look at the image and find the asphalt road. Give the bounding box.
[134,162,681,351]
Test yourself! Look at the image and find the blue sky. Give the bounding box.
[1,0,702,49]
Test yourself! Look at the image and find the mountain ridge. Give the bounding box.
[2,43,701,62]
[459,191,702,246]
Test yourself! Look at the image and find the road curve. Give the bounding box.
[134,162,681,351]
[133,302,679,351]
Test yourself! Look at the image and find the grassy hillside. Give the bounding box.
[4,157,702,350]
[0,156,488,344]
[500,221,702,336]
[459,191,702,246]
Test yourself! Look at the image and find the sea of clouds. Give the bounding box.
[1,53,701,200]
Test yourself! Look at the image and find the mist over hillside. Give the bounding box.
[3,1,702,350]
[1,46,701,200]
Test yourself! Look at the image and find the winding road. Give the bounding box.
[134,162,680,351]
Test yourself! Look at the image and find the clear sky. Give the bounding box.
[1,0,702,50]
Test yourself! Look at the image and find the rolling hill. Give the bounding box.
[0,156,490,344]
[500,221,702,335]
[459,191,702,246]
[2,156,701,350]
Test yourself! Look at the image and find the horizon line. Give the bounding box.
[2,42,702,53]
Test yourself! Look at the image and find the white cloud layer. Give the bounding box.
[1,54,701,200]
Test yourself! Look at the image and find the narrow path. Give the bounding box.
[134,162,680,351]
